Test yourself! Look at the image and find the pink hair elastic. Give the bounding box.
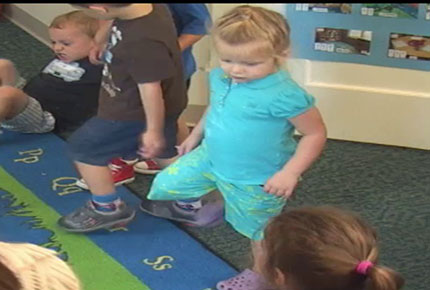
[355,261,374,275]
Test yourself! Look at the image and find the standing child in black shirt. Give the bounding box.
[58,4,187,233]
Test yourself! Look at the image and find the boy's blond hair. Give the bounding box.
[212,5,290,58]
[50,10,100,38]
[0,241,81,290]
[72,4,131,8]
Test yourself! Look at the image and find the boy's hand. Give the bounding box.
[138,130,165,159]
[89,19,112,65]
[176,132,202,156]
[264,170,300,199]
[88,44,106,65]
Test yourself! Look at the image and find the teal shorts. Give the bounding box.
[148,143,286,240]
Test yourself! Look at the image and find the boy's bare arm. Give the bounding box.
[137,82,166,158]
[177,34,205,51]
[89,20,113,65]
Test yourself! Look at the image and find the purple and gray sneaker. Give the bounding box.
[139,199,224,227]
[217,269,275,290]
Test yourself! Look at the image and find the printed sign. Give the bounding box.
[286,4,430,71]
[426,4,430,20]
[296,3,352,14]
[361,4,418,19]
[388,33,430,61]
[315,28,372,55]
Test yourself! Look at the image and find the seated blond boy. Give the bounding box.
[0,10,102,136]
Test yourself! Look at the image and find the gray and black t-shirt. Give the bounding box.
[23,57,102,134]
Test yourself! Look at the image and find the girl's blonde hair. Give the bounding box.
[50,10,100,38]
[0,242,81,290]
[263,206,404,290]
[212,5,290,58]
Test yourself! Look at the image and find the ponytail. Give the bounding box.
[366,265,404,290]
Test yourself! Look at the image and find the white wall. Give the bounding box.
[288,59,430,149]
[4,4,75,46]
[13,4,74,25]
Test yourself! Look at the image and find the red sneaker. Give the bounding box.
[75,158,137,190]
[111,157,138,166]
[133,159,162,175]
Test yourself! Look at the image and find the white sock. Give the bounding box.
[176,199,203,211]
[120,158,138,165]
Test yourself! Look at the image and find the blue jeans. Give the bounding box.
[67,116,178,166]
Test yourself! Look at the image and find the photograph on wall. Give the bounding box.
[388,33,430,61]
[295,4,352,14]
[426,4,430,20]
[361,4,418,19]
[314,28,372,55]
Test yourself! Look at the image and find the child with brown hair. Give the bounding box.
[74,4,212,189]
[222,206,404,290]
[0,241,81,290]
[0,10,102,136]
[58,4,187,232]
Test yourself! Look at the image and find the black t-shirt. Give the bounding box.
[97,3,187,121]
[23,57,102,134]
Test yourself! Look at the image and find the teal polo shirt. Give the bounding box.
[204,67,315,184]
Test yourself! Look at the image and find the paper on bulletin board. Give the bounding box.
[388,33,430,61]
[295,4,351,14]
[426,4,430,20]
[285,3,430,71]
[314,28,372,56]
[360,4,418,19]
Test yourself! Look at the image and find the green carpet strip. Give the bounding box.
[0,166,150,290]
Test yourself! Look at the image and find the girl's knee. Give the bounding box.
[0,59,17,86]
[0,87,29,118]
[0,86,27,100]
[0,59,15,70]
[0,86,22,96]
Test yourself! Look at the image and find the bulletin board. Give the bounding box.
[285,4,430,71]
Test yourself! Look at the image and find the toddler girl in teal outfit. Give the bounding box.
[142,5,327,289]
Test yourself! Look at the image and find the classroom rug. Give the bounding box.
[0,129,237,290]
